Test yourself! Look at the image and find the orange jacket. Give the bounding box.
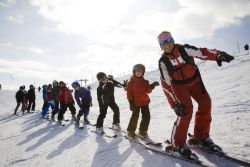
[58,87,74,104]
[127,76,152,107]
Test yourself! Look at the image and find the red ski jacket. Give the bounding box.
[159,44,219,108]
[127,76,152,107]
[58,87,74,105]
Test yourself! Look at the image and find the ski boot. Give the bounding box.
[96,127,105,134]
[137,131,149,140]
[165,144,198,159]
[84,117,90,124]
[112,123,121,130]
[127,131,136,139]
[188,137,222,152]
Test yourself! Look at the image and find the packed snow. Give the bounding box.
[1,51,250,167]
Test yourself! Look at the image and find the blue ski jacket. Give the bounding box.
[74,87,92,108]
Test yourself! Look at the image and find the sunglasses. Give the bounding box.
[159,38,174,46]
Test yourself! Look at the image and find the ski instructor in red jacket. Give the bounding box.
[158,31,234,156]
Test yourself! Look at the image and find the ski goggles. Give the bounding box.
[159,38,174,46]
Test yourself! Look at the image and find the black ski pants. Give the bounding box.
[58,103,76,121]
[27,99,36,111]
[78,105,90,119]
[96,102,120,128]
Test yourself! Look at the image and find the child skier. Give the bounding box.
[22,86,29,113]
[41,84,48,112]
[27,84,36,112]
[51,80,60,121]
[58,81,76,124]
[126,64,159,139]
[41,84,55,119]
[71,81,92,127]
[96,72,123,133]
[157,31,234,156]
[14,86,25,115]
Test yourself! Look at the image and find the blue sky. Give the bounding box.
[0,0,250,89]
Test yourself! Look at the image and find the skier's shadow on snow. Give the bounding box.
[90,132,133,167]
[18,120,68,149]
[0,114,18,123]
[46,128,90,160]
[20,113,44,132]
[127,140,194,167]
[25,123,71,152]
[0,112,37,124]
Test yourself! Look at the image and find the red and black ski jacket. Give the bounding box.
[158,44,219,108]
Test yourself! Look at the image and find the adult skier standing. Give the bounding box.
[157,31,234,156]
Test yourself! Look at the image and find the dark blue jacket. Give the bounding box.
[74,87,92,107]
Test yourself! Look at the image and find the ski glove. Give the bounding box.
[173,102,185,117]
[150,81,160,89]
[129,100,136,111]
[216,52,234,66]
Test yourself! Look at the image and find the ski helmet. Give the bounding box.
[71,81,80,88]
[42,84,47,89]
[133,64,145,76]
[53,80,58,86]
[96,72,107,81]
[29,84,34,89]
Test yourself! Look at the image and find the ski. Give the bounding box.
[187,133,250,166]
[107,127,162,146]
[136,133,162,146]
[125,135,207,166]
[91,130,118,138]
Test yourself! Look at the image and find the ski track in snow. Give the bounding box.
[1,51,250,167]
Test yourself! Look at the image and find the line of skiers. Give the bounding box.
[93,30,234,157]
[40,81,92,126]
[13,30,235,157]
[14,84,36,115]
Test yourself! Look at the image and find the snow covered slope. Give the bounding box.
[1,51,250,167]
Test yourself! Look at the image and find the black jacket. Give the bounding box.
[16,90,24,103]
[97,80,120,106]
[28,89,36,101]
